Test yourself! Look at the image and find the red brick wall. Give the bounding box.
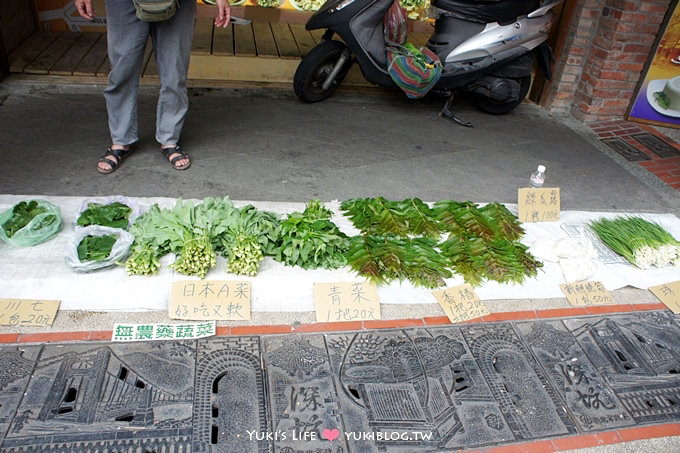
[545,0,672,123]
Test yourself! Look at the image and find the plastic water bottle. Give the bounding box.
[530,164,546,187]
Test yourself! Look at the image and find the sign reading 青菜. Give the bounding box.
[313,282,381,322]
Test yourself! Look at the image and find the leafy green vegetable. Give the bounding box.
[654,91,671,110]
[125,197,237,277]
[589,216,680,269]
[77,202,132,229]
[1,201,47,238]
[275,200,350,269]
[219,205,280,276]
[341,197,441,238]
[434,200,496,240]
[77,234,117,261]
[346,235,451,288]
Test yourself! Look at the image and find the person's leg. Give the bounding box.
[100,0,150,172]
[151,0,196,169]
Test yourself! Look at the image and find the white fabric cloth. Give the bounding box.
[1,195,679,312]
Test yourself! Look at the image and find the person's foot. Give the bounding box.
[97,146,130,174]
[161,145,191,170]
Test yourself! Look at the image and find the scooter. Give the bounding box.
[293,0,562,125]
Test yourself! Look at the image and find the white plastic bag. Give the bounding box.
[66,225,134,272]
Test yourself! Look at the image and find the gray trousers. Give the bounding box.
[104,0,196,146]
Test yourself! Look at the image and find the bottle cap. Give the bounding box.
[537,165,546,172]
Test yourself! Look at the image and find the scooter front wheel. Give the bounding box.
[475,76,532,115]
[294,40,352,103]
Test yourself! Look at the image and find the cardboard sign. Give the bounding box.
[112,321,215,342]
[432,284,489,324]
[560,281,614,306]
[0,298,59,327]
[518,187,561,222]
[314,282,381,322]
[169,280,251,321]
[650,280,680,313]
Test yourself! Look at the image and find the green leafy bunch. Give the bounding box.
[220,205,281,276]
[274,199,350,270]
[346,235,452,288]
[2,200,48,238]
[76,202,132,229]
[589,216,680,269]
[77,234,117,262]
[125,197,237,277]
[340,197,441,238]
[341,197,449,288]
[434,201,541,286]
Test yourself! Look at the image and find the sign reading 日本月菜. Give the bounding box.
[169,280,251,321]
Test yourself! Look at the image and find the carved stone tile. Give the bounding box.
[2,341,196,452]
[563,312,680,425]
[2,311,680,452]
[516,320,634,431]
[0,345,41,446]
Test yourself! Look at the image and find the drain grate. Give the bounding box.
[602,138,651,161]
[631,133,680,158]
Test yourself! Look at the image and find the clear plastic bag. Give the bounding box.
[74,195,141,230]
[66,225,134,272]
[0,199,62,247]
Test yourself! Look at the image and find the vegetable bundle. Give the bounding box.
[342,198,541,288]
[274,200,350,270]
[589,216,680,269]
[126,197,237,277]
[435,201,541,286]
[220,205,280,276]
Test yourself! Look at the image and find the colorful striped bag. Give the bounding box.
[386,43,443,99]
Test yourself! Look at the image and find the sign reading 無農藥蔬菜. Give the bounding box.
[169,280,251,321]
[0,298,59,327]
[313,282,380,322]
[111,321,216,341]
[431,284,489,324]
[560,281,613,307]
[650,280,680,313]
[518,187,560,223]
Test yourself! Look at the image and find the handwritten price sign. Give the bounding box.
[314,282,380,322]
[432,284,489,324]
[169,280,251,321]
[518,187,561,222]
[650,280,680,313]
[560,281,614,307]
[0,299,59,327]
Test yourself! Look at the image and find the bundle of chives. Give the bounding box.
[589,216,680,269]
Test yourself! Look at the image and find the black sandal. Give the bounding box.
[161,145,191,171]
[97,147,131,174]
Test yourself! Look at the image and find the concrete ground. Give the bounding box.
[1,77,680,451]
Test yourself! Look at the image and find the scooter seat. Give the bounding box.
[431,0,540,24]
